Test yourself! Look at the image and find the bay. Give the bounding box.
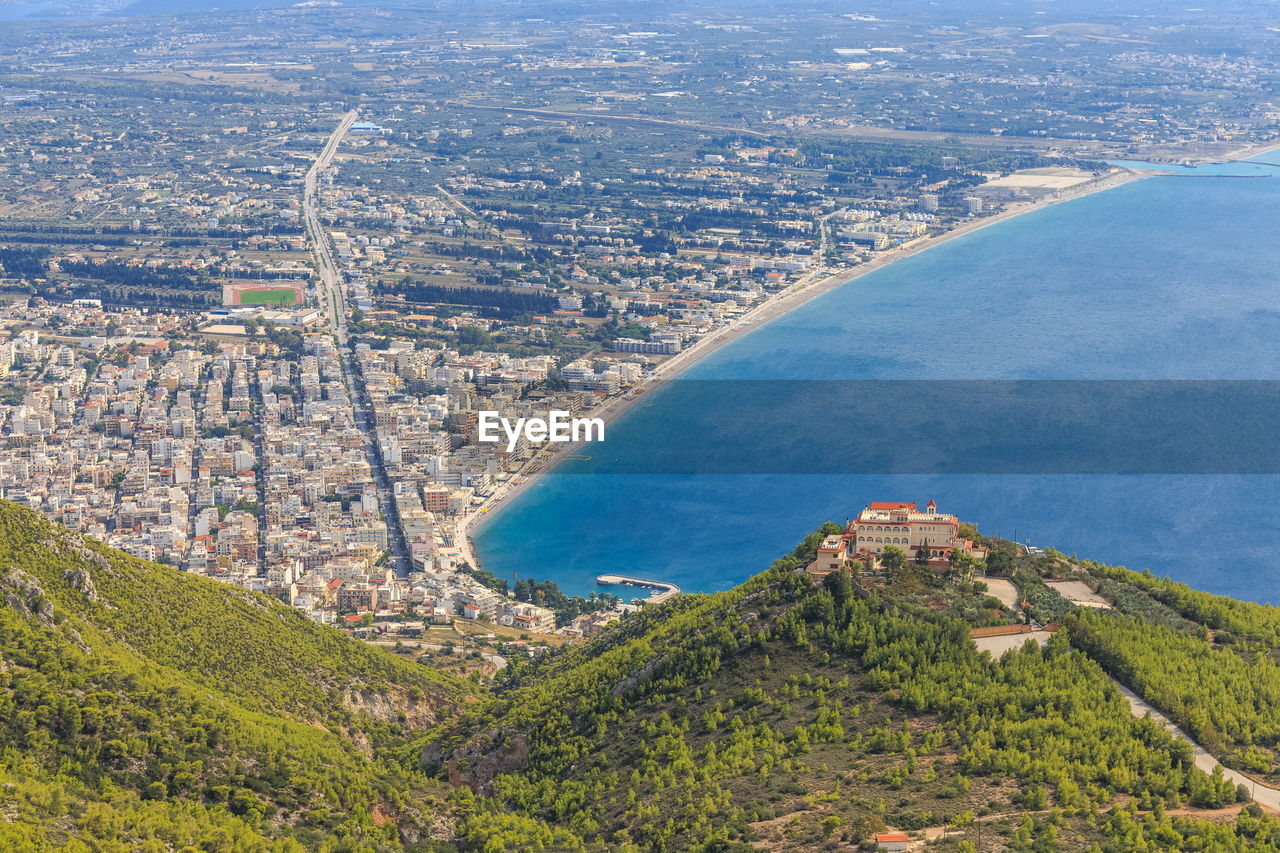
[475,158,1280,604]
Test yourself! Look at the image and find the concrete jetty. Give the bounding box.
[596,574,681,604]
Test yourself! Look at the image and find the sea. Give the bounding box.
[474,155,1280,605]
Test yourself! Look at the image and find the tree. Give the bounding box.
[880,546,907,573]
[986,549,1016,576]
[915,539,931,565]
[951,551,977,580]
[957,521,983,544]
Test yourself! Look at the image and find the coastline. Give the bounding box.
[1213,137,1280,164]
[450,166,1146,573]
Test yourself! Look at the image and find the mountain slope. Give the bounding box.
[0,500,468,850]
[424,530,1280,852]
[16,501,1280,851]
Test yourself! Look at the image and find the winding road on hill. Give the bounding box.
[977,574,1280,809]
[1115,682,1280,810]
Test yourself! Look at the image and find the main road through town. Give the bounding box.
[305,109,357,342]
[304,110,413,576]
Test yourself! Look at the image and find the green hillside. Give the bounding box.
[0,501,469,851]
[14,501,1280,851]
[424,530,1280,852]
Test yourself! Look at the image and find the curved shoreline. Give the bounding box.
[450,168,1146,572]
[456,140,1280,573]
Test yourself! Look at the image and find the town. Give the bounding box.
[0,0,1277,663]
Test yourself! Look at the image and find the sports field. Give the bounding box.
[237,288,299,306]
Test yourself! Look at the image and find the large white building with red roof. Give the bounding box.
[853,500,960,559]
[808,500,987,575]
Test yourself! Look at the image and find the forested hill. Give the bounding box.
[0,500,469,850]
[15,503,1280,851]
[425,527,1280,852]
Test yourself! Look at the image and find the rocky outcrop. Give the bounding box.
[611,656,662,697]
[3,568,55,628]
[62,565,99,602]
[343,684,449,731]
[421,727,530,796]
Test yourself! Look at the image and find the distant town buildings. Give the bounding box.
[611,337,681,355]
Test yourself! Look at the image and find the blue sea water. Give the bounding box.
[475,157,1280,603]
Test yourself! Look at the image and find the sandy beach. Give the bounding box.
[450,157,1222,571]
[1211,137,1280,164]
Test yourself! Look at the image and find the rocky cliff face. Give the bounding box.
[421,725,531,796]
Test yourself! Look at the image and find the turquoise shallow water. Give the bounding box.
[475,158,1280,602]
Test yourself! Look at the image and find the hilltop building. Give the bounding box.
[807,500,987,575]
[852,500,962,559]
